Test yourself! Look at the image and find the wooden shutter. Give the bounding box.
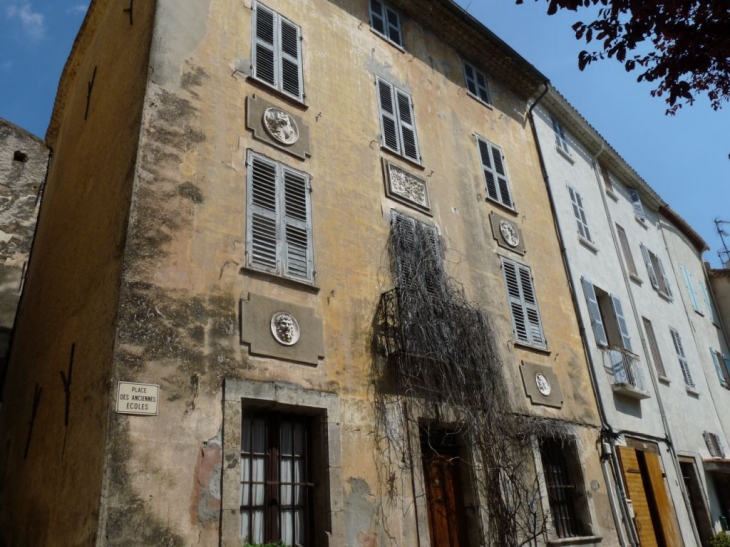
[568,187,591,242]
[643,452,683,546]
[395,88,420,162]
[477,137,513,209]
[502,259,545,348]
[681,265,701,312]
[700,281,718,323]
[643,318,666,377]
[377,79,400,154]
[617,446,658,547]
[519,264,546,348]
[670,328,694,387]
[581,277,607,347]
[616,224,638,277]
[656,257,672,297]
[610,294,632,351]
[279,17,303,100]
[710,349,729,387]
[640,244,660,290]
[628,189,646,220]
[247,153,279,273]
[253,3,277,87]
[281,167,313,281]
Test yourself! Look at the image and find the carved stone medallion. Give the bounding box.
[499,220,520,248]
[535,372,552,397]
[262,107,299,145]
[270,312,301,346]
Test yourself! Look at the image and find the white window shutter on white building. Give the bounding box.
[581,277,607,347]
[610,294,632,351]
[681,265,701,312]
[640,244,660,290]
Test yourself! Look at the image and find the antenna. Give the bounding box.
[715,218,730,266]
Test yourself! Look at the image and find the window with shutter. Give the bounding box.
[642,318,666,377]
[476,136,514,210]
[246,150,314,283]
[600,165,614,194]
[616,225,638,278]
[369,0,403,48]
[501,257,546,349]
[610,294,632,351]
[680,265,702,313]
[551,116,570,155]
[704,432,725,458]
[641,245,672,298]
[391,211,443,295]
[568,186,592,243]
[376,79,420,163]
[252,2,304,102]
[462,61,491,105]
[670,328,694,388]
[710,348,730,387]
[700,281,718,324]
[628,189,646,221]
[581,277,607,347]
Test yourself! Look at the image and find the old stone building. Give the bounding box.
[0,119,47,379]
[0,1,625,546]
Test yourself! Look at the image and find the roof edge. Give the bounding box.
[0,117,46,145]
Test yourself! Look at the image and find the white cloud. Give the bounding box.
[68,4,88,14]
[4,2,45,40]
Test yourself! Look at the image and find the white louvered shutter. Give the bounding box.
[551,116,569,153]
[518,264,546,348]
[700,282,718,323]
[477,137,513,208]
[640,245,660,290]
[568,186,591,242]
[377,79,400,154]
[247,153,279,273]
[616,224,638,277]
[610,295,632,351]
[281,167,312,281]
[503,259,529,345]
[581,277,608,347]
[671,328,694,387]
[657,257,673,297]
[395,89,420,162]
[279,18,303,100]
[680,266,701,312]
[629,189,646,220]
[253,4,277,87]
[710,349,728,387]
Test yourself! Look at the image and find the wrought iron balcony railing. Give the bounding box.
[606,345,650,400]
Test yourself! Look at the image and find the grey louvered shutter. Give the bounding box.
[377,79,400,154]
[477,137,513,208]
[723,354,730,384]
[610,294,632,351]
[704,432,718,457]
[616,224,638,276]
[701,282,718,323]
[279,17,303,100]
[253,4,277,87]
[518,263,546,348]
[671,328,694,387]
[568,186,591,242]
[629,189,646,220]
[281,167,312,281]
[710,349,728,387]
[640,244,660,289]
[395,89,419,162]
[392,213,417,291]
[657,257,673,297]
[247,152,279,273]
[581,277,607,347]
[502,259,529,345]
[681,266,701,311]
[422,223,443,297]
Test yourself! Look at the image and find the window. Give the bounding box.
[240,412,313,546]
[628,188,646,221]
[369,0,403,48]
[643,318,667,377]
[616,224,639,278]
[551,116,570,155]
[377,78,420,163]
[680,265,702,313]
[704,431,725,458]
[710,348,730,388]
[391,211,443,295]
[540,438,589,538]
[640,245,672,299]
[700,281,719,324]
[252,2,304,101]
[246,151,314,283]
[476,136,514,209]
[501,257,546,348]
[462,61,490,105]
[580,278,632,351]
[600,164,614,194]
[568,186,592,243]
[670,328,694,388]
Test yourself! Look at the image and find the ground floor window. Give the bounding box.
[539,438,586,538]
[240,412,312,546]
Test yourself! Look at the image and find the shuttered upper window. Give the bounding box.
[551,116,570,155]
[616,224,638,278]
[369,0,403,48]
[476,136,514,210]
[640,245,673,299]
[377,79,420,163]
[501,257,546,349]
[680,265,702,313]
[709,348,730,388]
[463,61,491,105]
[642,318,667,377]
[628,189,646,221]
[568,186,591,243]
[252,2,304,102]
[581,278,632,351]
[246,150,314,283]
[670,328,694,388]
[391,211,443,295]
[700,281,719,324]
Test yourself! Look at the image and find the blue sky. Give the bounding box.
[1,0,729,264]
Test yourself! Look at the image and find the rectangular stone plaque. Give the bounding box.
[116,382,160,416]
[383,159,430,213]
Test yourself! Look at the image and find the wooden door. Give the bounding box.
[618,446,659,547]
[644,453,683,546]
[423,452,465,547]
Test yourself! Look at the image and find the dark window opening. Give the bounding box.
[13,151,28,163]
[540,438,589,538]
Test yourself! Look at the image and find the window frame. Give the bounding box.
[462,60,491,106]
[245,150,315,284]
[501,256,547,349]
[368,0,404,49]
[710,348,730,388]
[616,224,639,279]
[376,78,421,164]
[642,317,667,378]
[568,185,592,243]
[670,327,694,388]
[475,135,515,211]
[551,115,570,156]
[640,244,673,299]
[251,1,305,103]
[390,210,443,296]
[628,188,646,221]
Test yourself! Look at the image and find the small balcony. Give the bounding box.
[606,346,651,400]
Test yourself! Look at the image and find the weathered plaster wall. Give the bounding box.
[0,119,47,370]
[0,1,156,545]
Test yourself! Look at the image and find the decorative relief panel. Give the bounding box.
[383,159,430,213]
[521,361,563,408]
[246,95,311,160]
[490,212,525,255]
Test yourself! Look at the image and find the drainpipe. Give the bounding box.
[527,85,635,547]
[591,147,701,546]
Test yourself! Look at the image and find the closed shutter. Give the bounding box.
[247,154,279,273]
[643,318,666,377]
[617,446,658,547]
[502,258,545,348]
[279,18,302,100]
[724,355,730,385]
[610,294,632,351]
[519,264,546,348]
[616,224,638,277]
[568,186,591,242]
[640,244,660,290]
[581,277,607,347]
[253,4,277,87]
[503,259,529,345]
[477,137,513,209]
[392,213,417,291]
[395,89,420,162]
[670,328,694,387]
[700,282,718,323]
[710,349,729,387]
[377,79,400,153]
[629,189,646,220]
[680,265,701,312]
[282,168,312,281]
[391,212,442,295]
[656,257,672,297]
